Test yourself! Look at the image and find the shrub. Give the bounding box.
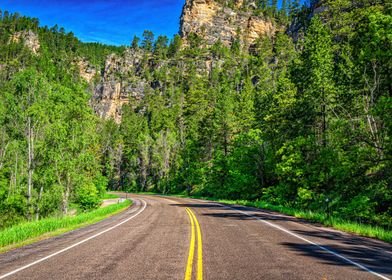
[75,183,101,211]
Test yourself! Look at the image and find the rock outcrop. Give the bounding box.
[92,0,278,123]
[180,0,276,47]
[10,30,40,54]
[92,49,149,123]
[77,59,97,83]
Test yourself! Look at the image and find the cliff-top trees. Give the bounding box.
[142,30,155,51]
[131,35,140,49]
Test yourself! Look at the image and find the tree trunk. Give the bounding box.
[322,89,327,148]
[27,116,34,221]
[0,139,8,171]
[62,173,71,215]
[35,185,43,220]
[8,152,18,199]
[363,62,383,159]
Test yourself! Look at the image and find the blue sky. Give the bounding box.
[1,0,305,46]
[1,0,185,46]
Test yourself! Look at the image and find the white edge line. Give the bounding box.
[0,199,147,280]
[184,198,390,280]
[222,203,391,280]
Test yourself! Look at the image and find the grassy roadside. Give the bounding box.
[102,193,121,199]
[136,192,392,244]
[0,199,131,253]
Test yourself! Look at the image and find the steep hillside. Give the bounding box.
[92,50,148,123]
[93,0,281,122]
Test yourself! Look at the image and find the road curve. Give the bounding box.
[0,194,391,280]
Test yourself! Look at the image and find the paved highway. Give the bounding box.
[0,194,391,280]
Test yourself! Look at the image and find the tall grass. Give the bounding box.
[0,200,131,251]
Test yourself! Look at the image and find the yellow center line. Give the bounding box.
[185,208,196,280]
[184,207,203,280]
[189,208,203,280]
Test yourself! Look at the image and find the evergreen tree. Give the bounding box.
[141,30,154,51]
[154,35,169,58]
[271,0,278,16]
[131,35,140,49]
[301,16,335,146]
[167,34,182,57]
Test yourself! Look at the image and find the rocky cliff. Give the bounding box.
[91,49,149,123]
[92,0,278,123]
[180,0,276,46]
[10,30,40,54]
[76,59,97,83]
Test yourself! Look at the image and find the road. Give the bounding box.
[0,194,391,280]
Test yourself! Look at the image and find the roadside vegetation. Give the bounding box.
[0,0,391,240]
[102,193,121,199]
[0,199,131,252]
[139,192,392,243]
[105,1,391,234]
[208,198,392,244]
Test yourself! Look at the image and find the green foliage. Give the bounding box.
[94,175,109,197]
[0,12,106,228]
[167,35,182,57]
[1,0,391,236]
[131,35,140,49]
[75,183,101,211]
[0,189,26,228]
[141,30,154,51]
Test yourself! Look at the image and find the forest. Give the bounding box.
[0,0,391,232]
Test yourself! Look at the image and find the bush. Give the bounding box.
[75,183,101,211]
[0,188,26,229]
[94,175,109,197]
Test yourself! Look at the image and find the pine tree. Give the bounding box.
[153,35,169,58]
[300,16,335,146]
[131,35,140,49]
[141,30,154,51]
[167,35,182,57]
[271,0,278,16]
[281,0,288,19]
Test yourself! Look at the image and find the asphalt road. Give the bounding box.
[0,194,391,280]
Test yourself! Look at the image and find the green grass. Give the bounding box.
[136,192,392,243]
[0,199,131,252]
[223,199,392,243]
[102,192,121,199]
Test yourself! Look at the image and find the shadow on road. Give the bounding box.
[201,207,312,224]
[280,241,392,275]
[170,201,392,277]
[169,203,224,209]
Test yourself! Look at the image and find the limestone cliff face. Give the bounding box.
[91,48,221,123]
[10,30,40,54]
[180,0,276,47]
[92,0,278,123]
[91,49,149,123]
[76,59,97,83]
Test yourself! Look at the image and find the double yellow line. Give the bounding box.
[184,208,203,280]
